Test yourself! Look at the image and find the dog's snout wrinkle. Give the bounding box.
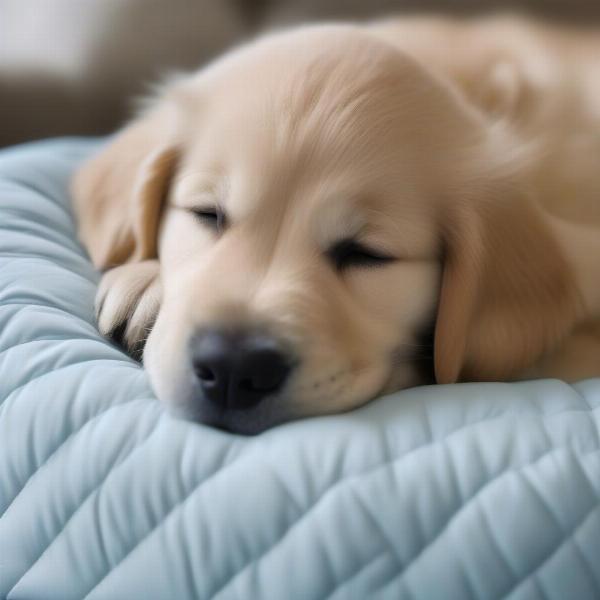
[190,328,293,411]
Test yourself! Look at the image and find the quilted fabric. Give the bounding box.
[1,138,600,600]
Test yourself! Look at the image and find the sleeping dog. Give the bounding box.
[72,16,600,434]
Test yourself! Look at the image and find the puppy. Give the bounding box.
[72,16,600,434]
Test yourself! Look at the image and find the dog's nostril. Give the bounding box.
[195,365,216,383]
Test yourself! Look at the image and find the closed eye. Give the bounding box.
[327,239,395,271]
[189,206,227,232]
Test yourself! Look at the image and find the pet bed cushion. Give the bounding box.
[1,139,599,599]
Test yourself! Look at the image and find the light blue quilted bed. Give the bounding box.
[1,138,600,600]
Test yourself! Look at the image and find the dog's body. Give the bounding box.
[374,16,600,382]
[73,16,600,433]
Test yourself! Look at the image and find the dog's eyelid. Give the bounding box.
[170,172,227,209]
[169,190,216,209]
[188,205,228,231]
[326,238,396,270]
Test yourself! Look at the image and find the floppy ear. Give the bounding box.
[434,195,582,384]
[71,108,179,269]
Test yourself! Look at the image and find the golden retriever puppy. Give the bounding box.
[72,16,600,434]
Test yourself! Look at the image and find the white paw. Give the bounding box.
[95,260,161,360]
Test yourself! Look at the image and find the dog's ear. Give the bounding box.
[72,108,179,269]
[434,195,582,384]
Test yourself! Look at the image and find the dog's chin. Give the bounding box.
[168,395,296,436]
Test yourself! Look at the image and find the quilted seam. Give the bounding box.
[210,429,600,599]
[6,401,164,594]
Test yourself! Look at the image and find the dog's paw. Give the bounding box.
[95,260,161,361]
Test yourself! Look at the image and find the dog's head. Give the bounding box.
[73,25,580,433]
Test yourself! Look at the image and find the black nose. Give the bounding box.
[191,329,293,410]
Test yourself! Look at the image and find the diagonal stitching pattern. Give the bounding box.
[3,144,600,599]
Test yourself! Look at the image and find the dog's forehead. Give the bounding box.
[186,27,438,155]
[172,26,460,247]
[176,121,435,250]
[180,91,431,223]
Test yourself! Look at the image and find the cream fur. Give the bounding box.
[72,16,600,432]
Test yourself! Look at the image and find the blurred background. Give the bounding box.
[1,0,599,148]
